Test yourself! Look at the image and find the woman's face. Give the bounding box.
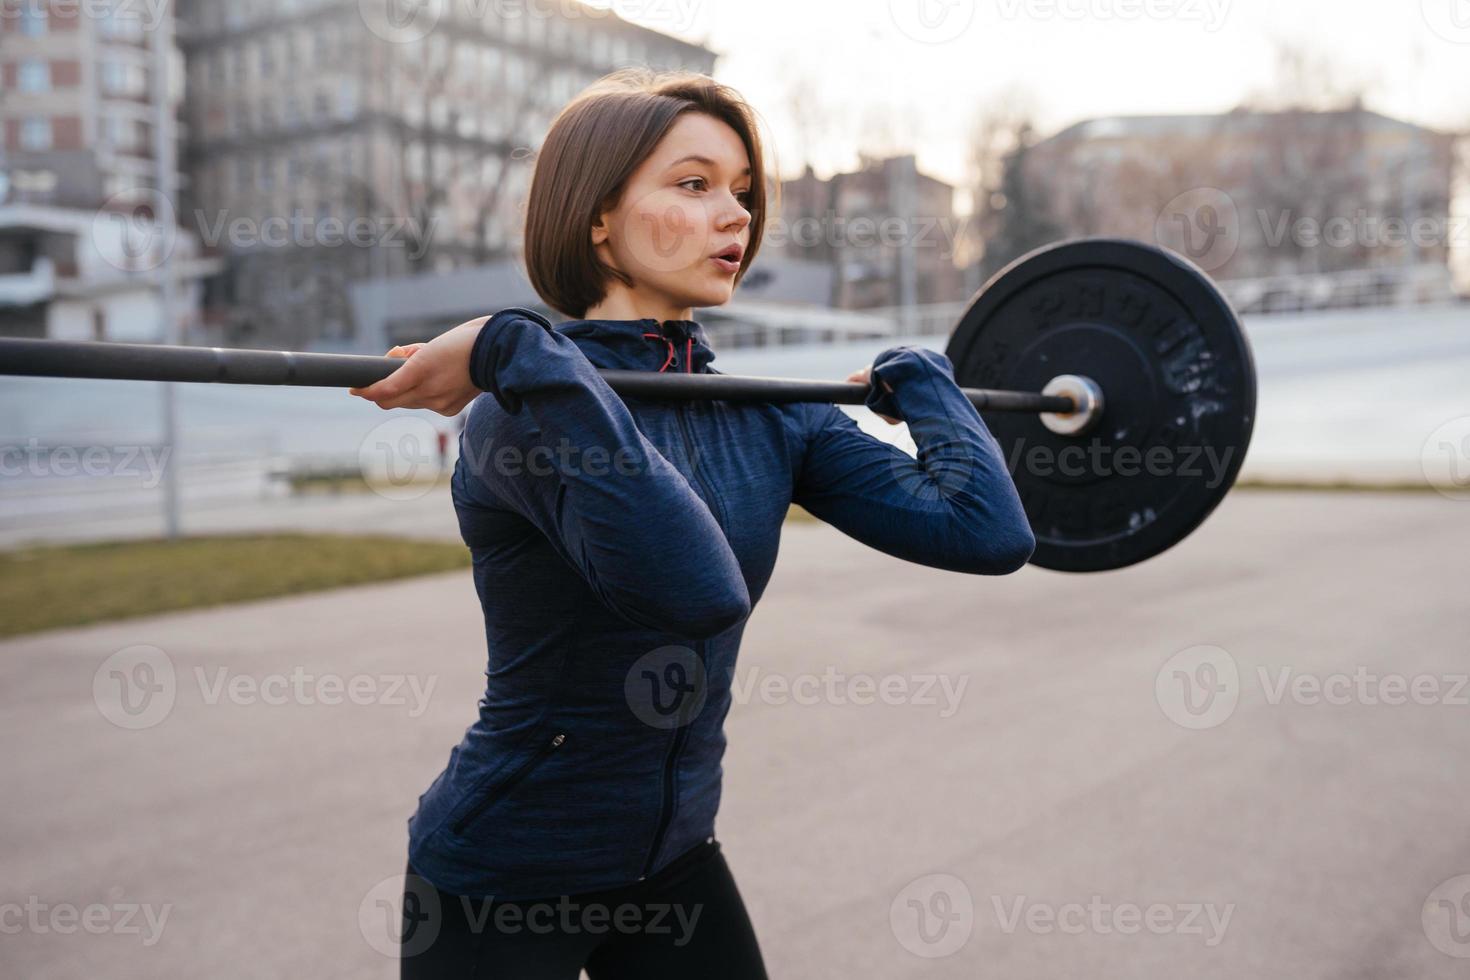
[591,112,753,317]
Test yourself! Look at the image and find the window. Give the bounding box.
[21,118,52,150]
[455,41,477,87]
[19,6,45,35]
[99,4,144,40]
[336,80,358,120]
[18,60,49,93]
[481,46,502,86]
[100,59,146,97]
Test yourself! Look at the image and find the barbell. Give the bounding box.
[0,238,1256,573]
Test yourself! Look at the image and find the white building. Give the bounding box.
[0,202,218,341]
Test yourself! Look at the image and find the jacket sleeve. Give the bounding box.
[791,345,1036,574]
[456,309,751,638]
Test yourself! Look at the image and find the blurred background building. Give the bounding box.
[176,0,715,350]
[984,106,1460,314]
[0,0,216,343]
[0,0,1465,353]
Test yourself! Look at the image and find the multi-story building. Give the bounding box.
[0,0,173,207]
[0,0,214,341]
[772,154,966,314]
[177,0,716,350]
[1011,108,1459,309]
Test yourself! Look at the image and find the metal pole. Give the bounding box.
[150,7,180,539]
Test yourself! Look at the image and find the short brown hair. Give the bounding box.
[523,68,776,319]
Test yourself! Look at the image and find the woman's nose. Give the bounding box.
[715,195,751,231]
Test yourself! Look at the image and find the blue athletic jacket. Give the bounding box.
[405,308,1035,899]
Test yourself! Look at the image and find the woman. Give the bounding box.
[350,68,1034,978]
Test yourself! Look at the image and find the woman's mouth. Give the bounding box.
[710,245,743,275]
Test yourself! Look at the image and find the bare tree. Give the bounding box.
[967,92,1063,279]
[329,38,551,276]
[1234,40,1378,276]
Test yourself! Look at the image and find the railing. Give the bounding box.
[1213,265,1459,316]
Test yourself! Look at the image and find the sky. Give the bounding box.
[592,0,1470,192]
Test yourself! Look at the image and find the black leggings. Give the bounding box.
[399,838,768,979]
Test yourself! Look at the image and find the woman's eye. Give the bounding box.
[681,178,751,207]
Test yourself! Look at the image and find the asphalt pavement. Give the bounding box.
[1,489,1467,978]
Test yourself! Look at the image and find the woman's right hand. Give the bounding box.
[348,317,488,417]
[846,365,900,425]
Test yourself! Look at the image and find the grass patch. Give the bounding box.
[0,533,471,639]
[1234,478,1442,494]
[287,468,450,495]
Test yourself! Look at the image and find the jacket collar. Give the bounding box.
[553,318,718,374]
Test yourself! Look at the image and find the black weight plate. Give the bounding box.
[947,239,1256,572]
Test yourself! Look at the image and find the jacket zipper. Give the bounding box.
[453,731,565,835]
[640,383,723,878]
[640,639,700,878]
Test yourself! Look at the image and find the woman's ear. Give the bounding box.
[590,215,608,248]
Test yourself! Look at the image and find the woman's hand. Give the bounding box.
[348,318,487,416]
[846,365,901,425]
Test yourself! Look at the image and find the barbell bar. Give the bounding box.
[0,337,1085,419]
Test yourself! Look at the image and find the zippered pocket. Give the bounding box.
[451,731,566,836]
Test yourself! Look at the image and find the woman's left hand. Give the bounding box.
[348,318,487,416]
[846,366,900,425]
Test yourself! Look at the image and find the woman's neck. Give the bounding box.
[584,290,693,323]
